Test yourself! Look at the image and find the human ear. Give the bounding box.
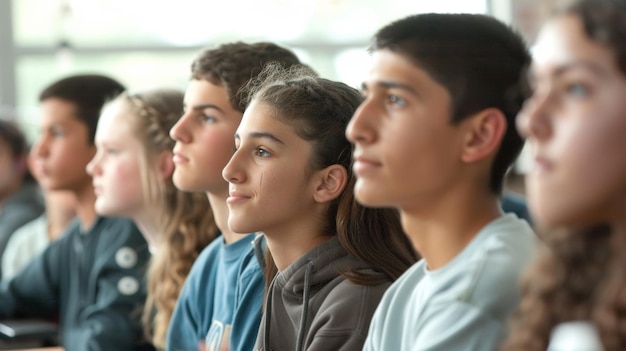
[157,150,175,180]
[312,164,348,203]
[460,108,506,163]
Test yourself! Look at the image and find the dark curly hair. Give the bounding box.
[503,1,626,350]
[190,42,302,112]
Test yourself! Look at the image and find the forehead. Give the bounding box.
[184,79,231,106]
[365,49,448,94]
[39,98,91,131]
[96,100,133,138]
[531,15,619,76]
[238,102,276,131]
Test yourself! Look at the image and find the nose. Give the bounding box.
[222,148,246,185]
[516,91,552,141]
[86,151,102,176]
[31,135,49,159]
[170,112,192,143]
[346,97,378,145]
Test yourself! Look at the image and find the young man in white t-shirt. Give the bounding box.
[346,13,535,351]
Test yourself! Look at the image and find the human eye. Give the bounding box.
[51,127,65,138]
[255,147,271,158]
[200,114,216,123]
[104,147,119,155]
[387,94,406,107]
[564,82,590,98]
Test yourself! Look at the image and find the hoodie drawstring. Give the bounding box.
[263,276,276,351]
[295,260,314,351]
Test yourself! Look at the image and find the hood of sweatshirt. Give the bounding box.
[257,236,389,351]
[273,236,371,299]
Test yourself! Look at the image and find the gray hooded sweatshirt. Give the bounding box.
[254,236,390,351]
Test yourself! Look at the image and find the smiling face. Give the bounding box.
[345,49,465,212]
[222,101,321,235]
[86,100,145,218]
[517,14,626,228]
[169,79,243,196]
[31,98,96,194]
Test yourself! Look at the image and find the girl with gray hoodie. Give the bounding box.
[222,64,418,351]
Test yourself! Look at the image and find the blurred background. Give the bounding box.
[0,0,559,143]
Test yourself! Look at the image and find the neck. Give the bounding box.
[263,204,330,271]
[401,188,501,270]
[74,184,98,232]
[207,192,250,245]
[0,178,25,208]
[133,207,162,251]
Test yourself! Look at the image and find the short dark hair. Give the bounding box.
[190,42,302,112]
[372,13,531,194]
[562,0,626,76]
[39,74,126,144]
[0,120,32,181]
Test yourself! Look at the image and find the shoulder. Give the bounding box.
[471,214,535,282]
[196,236,225,263]
[185,237,225,283]
[442,215,536,321]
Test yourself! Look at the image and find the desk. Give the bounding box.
[3,348,63,351]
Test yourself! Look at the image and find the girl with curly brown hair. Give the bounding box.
[503,1,626,350]
[87,88,219,350]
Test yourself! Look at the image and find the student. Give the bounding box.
[2,187,75,280]
[0,120,45,277]
[0,74,152,351]
[167,42,304,351]
[504,0,626,350]
[345,13,535,350]
[86,88,218,350]
[222,65,417,351]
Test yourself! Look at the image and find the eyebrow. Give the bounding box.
[234,131,285,145]
[185,103,225,113]
[531,61,611,82]
[362,80,419,96]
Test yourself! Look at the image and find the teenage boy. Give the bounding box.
[346,14,535,350]
[0,74,152,351]
[168,42,303,351]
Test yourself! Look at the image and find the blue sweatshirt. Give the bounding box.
[167,233,264,351]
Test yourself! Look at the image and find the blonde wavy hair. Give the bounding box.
[118,89,218,349]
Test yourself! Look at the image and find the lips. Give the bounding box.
[352,154,382,175]
[172,151,189,164]
[92,184,103,195]
[227,190,251,204]
[533,155,554,173]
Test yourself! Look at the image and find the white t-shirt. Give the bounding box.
[364,214,535,351]
[549,321,604,351]
[2,215,49,280]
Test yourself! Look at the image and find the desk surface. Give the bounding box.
[3,348,63,351]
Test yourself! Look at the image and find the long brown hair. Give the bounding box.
[504,1,626,350]
[117,89,219,349]
[245,64,418,287]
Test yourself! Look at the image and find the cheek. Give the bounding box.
[200,131,236,169]
[107,162,143,199]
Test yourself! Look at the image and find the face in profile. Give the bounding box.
[222,101,320,235]
[170,79,243,196]
[346,49,461,212]
[0,138,23,200]
[517,14,626,228]
[31,98,97,193]
[86,100,145,218]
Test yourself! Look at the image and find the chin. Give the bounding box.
[354,183,390,208]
